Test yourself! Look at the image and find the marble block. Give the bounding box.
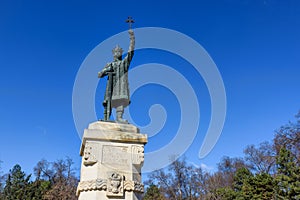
[77,121,147,200]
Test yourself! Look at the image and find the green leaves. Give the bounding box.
[275,147,300,199]
[144,184,165,200]
[1,158,78,200]
[3,164,32,200]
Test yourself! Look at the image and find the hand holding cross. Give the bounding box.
[126,16,134,30]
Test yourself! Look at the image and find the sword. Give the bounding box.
[105,71,115,121]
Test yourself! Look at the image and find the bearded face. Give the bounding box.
[112,45,123,60]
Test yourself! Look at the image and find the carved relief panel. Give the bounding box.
[83,142,98,166]
[107,172,124,197]
[132,145,144,165]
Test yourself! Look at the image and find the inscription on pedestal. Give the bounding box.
[102,145,129,167]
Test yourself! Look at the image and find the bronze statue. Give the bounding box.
[98,18,135,123]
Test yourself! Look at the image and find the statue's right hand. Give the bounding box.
[98,71,103,78]
[128,29,134,36]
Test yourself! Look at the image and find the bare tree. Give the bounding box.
[146,157,207,200]
[0,161,5,199]
[33,157,78,200]
[274,111,300,165]
[216,156,247,187]
[34,159,54,181]
[244,141,276,174]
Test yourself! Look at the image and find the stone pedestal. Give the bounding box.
[77,121,147,200]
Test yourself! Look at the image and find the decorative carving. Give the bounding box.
[132,145,144,165]
[83,142,97,166]
[107,172,124,197]
[124,180,144,193]
[76,178,107,196]
[102,145,129,167]
[76,178,144,196]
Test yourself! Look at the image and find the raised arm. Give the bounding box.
[128,29,135,52]
[123,29,135,65]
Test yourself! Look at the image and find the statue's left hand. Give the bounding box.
[98,71,104,78]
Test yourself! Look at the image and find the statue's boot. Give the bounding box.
[116,106,128,123]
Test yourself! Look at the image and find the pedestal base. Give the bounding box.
[77,121,147,200]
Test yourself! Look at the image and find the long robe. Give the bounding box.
[101,50,134,108]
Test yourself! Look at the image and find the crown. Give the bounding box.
[112,45,123,54]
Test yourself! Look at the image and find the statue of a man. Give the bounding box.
[98,29,135,123]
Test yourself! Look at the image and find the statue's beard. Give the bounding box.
[114,56,122,61]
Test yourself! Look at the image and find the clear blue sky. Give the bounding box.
[0,0,300,175]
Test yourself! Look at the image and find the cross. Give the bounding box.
[126,16,134,29]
